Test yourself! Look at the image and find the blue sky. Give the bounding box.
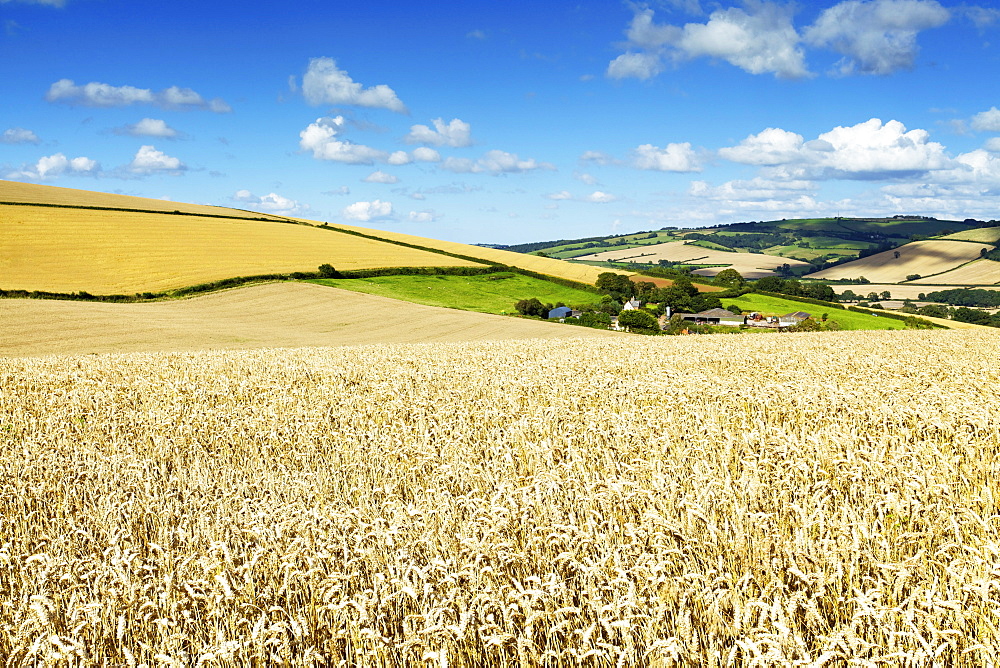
[2,0,1000,244]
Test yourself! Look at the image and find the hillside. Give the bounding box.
[573,240,810,279]
[805,240,995,283]
[509,216,979,273]
[0,282,615,356]
[0,180,628,294]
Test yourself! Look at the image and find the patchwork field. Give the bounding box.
[0,282,613,357]
[806,240,993,283]
[574,241,809,278]
[3,329,999,664]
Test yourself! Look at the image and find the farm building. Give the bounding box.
[622,298,642,311]
[547,306,582,320]
[778,311,811,327]
[680,308,744,326]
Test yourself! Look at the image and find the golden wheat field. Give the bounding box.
[2,329,999,665]
[0,205,482,294]
[912,259,1000,286]
[0,179,285,221]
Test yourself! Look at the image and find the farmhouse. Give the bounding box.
[622,298,642,311]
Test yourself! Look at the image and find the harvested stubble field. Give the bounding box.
[2,330,1000,665]
[0,283,614,357]
[573,241,810,279]
[807,241,994,284]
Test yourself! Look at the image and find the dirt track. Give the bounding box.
[0,282,615,357]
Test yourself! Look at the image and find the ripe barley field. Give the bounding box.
[2,330,999,665]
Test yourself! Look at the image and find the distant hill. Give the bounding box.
[508,216,995,279]
[0,180,629,294]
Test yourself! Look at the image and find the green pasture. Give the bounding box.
[311,272,600,314]
[727,293,906,330]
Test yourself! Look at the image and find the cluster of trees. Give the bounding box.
[901,303,1000,328]
[839,289,892,302]
[754,276,838,302]
[917,288,1000,308]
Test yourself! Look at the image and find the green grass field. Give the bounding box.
[311,273,600,314]
[726,293,906,330]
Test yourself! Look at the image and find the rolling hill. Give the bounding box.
[573,240,810,278]
[0,180,629,295]
[805,240,996,284]
[0,282,616,357]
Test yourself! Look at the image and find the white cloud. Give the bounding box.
[128,145,185,174]
[633,142,701,172]
[323,186,351,195]
[574,172,598,185]
[579,150,616,165]
[9,153,100,179]
[545,190,572,200]
[0,127,39,144]
[720,118,949,179]
[408,210,438,223]
[387,151,412,166]
[441,150,555,175]
[607,51,664,80]
[718,127,805,165]
[45,79,230,111]
[405,118,473,147]
[342,199,393,222]
[301,57,406,113]
[114,118,178,138]
[411,147,441,162]
[608,4,809,80]
[364,170,398,184]
[971,107,1000,132]
[298,116,387,164]
[804,0,950,75]
[233,190,305,215]
[689,177,818,201]
[985,138,1000,153]
[585,191,618,203]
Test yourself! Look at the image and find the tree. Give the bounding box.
[514,298,547,317]
[596,272,634,301]
[839,289,859,302]
[713,268,746,288]
[880,291,891,300]
[894,251,901,259]
[906,274,921,281]
[318,264,341,278]
[617,309,659,332]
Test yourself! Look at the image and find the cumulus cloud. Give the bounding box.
[584,191,618,203]
[579,151,616,166]
[342,199,393,222]
[405,118,472,147]
[364,170,398,184]
[545,190,572,200]
[633,142,702,172]
[441,150,555,175]
[971,107,1000,132]
[411,147,441,162]
[232,189,305,215]
[128,145,185,174]
[113,118,179,138]
[408,210,438,223]
[0,127,39,144]
[46,79,230,112]
[301,57,406,113]
[985,138,1000,153]
[720,118,949,179]
[298,116,388,164]
[804,0,950,75]
[718,127,805,165]
[9,153,100,179]
[608,4,809,80]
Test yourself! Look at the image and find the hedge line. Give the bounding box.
[751,290,847,310]
[0,200,291,224]
[846,306,944,329]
